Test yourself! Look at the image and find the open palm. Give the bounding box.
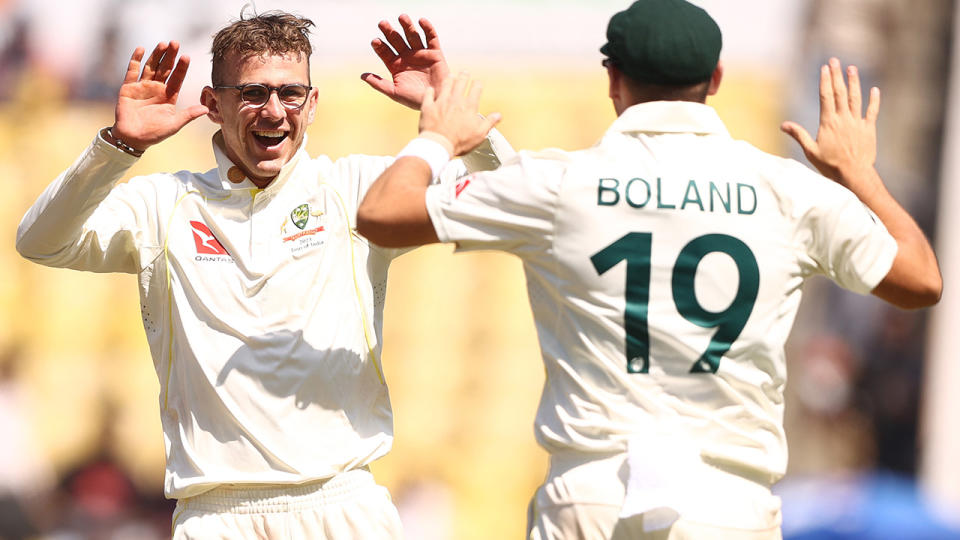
[361,15,450,110]
[112,41,208,151]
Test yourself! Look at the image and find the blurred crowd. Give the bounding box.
[1,0,958,539]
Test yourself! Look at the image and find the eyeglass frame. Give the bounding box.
[213,83,314,110]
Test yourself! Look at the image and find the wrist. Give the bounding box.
[396,135,452,181]
[101,126,145,158]
[417,131,454,156]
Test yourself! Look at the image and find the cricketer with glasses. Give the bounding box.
[16,11,510,539]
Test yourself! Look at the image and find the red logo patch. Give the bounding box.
[190,221,228,255]
[455,176,472,198]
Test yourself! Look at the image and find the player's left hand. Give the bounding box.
[361,14,450,110]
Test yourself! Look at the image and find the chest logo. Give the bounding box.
[291,204,310,230]
[190,220,229,255]
[281,203,326,244]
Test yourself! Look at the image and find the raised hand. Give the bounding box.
[420,72,501,156]
[111,41,209,152]
[781,58,880,192]
[361,14,450,110]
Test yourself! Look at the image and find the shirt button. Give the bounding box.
[227,167,245,183]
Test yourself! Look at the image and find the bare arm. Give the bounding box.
[781,58,941,309]
[357,73,500,247]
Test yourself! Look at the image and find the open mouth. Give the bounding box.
[252,130,288,147]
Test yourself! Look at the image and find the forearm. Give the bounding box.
[357,156,438,247]
[846,167,942,308]
[16,132,137,264]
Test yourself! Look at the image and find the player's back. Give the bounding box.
[523,101,892,483]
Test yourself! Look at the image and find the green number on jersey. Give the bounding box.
[591,233,759,374]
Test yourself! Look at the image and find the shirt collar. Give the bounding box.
[607,101,730,137]
[211,131,309,193]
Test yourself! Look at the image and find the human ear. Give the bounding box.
[304,87,319,124]
[201,86,223,124]
[707,61,724,96]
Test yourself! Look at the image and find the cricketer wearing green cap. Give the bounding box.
[356,0,941,538]
[601,0,722,86]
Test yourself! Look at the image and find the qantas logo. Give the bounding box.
[190,221,229,255]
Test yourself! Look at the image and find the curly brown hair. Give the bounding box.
[210,11,315,85]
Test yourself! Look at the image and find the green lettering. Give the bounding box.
[681,180,705,211]
[626,178,651,208]
[656,177,676,209]
[737,183,757,215]
[710,182,731,213]
[598,178,620,206]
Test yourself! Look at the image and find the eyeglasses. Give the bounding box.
[214,83,313,109]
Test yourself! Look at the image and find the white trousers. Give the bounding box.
[526,452,782,540]
[172,468,403,540]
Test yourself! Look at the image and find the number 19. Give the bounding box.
[590,233,759,374]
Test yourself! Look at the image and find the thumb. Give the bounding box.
[780,121,816,154]
[485,112,502,131]
[360,73,393,96]
[177,105,210,127]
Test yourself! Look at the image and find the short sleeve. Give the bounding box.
[790,162,898,294]
[424,152,563,257]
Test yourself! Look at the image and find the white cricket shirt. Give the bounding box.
[17,130,508,499]
[425,101,897,525]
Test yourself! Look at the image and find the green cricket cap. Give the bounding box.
[601,0,722,85]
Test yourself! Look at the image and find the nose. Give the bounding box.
[259,91,286,119]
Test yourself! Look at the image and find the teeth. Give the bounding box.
[254,130,285,137]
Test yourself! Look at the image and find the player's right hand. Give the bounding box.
[780,57,880,193]
[110,42,209,152]
[418,72,501,157]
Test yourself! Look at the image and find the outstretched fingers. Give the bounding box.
[154,41,180,82]
[164,55,191,99]
[847,65,862,117]
[818,64,835,119]
[378,20,410,55]
[370,38,398,65]
[866,86,881,125]
[828,58,849,116]
[398,14,425,50]
[140,42,168,81]
[451,71,470,102]
[468,79,483,109]
[124,47,146,84]
[419,17,441,50]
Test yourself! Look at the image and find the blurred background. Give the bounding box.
[1,0,959,538]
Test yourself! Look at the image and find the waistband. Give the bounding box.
[178,467,375,514]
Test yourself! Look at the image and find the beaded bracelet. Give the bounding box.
[103,127,145,158]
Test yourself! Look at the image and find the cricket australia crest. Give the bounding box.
[281,202,327,255]
[291,204,310,230]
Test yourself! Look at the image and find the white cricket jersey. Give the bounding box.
[16,130,509,499]
[425,101,896,497]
